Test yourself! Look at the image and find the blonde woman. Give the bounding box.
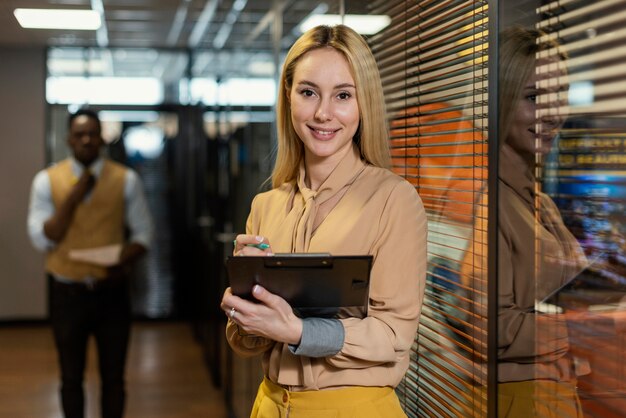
[220,25,427,418]
[463,26,587,417]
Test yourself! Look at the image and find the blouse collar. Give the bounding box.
[499,143,536,208]
[295,143,366,205]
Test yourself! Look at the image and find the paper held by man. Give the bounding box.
[68,244,122,267]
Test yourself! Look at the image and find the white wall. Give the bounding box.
[0,48,47,320]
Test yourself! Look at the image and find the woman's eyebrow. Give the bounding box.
[524,85,545,93]
[297,80,356,89]
[526,86,563,95]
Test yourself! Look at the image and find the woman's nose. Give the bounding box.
[540,108,565,129]
[315,99,332,121]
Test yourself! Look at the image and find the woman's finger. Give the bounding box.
[251,285,288,311]
[221,290,260,319]
[221,288,245,316]
[233,234,272,256]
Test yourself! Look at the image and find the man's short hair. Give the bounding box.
[68,108,101,132]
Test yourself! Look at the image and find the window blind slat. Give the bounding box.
[536,0,623,30]
[372,2,487,58]
[538,98,626,117]
[537,65,626,89]
[538,10,626,42]
[536,0,579,14]
[536,45,626,74]
[537,27,626,60]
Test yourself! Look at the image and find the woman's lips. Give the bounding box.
[308,126,339,140]
[530,128,557,139]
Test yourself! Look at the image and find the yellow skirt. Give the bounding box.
[250,377,407,418]
[498,380,583,418]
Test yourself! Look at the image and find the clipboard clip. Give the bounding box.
[264,253,333,268]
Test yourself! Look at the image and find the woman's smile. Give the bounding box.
[308,125,341,140]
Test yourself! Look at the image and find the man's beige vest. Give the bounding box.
[45,159,126,280]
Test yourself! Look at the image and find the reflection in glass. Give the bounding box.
[496,26,587,417]
[463,25,590,417]
[488,0,626,412]
[535,0,626,416]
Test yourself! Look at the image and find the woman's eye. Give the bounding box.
[338,92,351,100]
[526,94,537,103]
[300,89,315,97]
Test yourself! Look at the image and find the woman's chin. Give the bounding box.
[537,135,556,154]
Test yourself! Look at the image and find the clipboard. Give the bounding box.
[226,253,372,312]
[540,254,624,307]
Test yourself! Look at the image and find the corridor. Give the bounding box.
[0,322,227,418]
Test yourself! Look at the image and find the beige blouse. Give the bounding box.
[226,144,427,390]
[463,144,587,382]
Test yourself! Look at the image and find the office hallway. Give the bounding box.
[0,322,228,418]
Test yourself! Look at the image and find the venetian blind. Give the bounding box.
[368,1,489,416]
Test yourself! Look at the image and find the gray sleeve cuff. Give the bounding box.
[288,318,344,358]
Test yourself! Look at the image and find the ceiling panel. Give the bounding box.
[0,0,372,49]
[1,0,375,85]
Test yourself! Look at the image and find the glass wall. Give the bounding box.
[495,0,626,416]
[372,0,626,416]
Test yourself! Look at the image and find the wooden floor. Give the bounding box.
[0,322,228,418]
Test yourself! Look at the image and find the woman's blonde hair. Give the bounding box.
[271,24,390,188]
[499,26,565,145]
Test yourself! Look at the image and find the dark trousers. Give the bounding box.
[49,275,131,418]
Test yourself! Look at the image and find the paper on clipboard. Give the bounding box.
[68,244,122,267]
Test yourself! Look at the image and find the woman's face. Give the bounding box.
[507,58,566,163]
[289,47,360,165]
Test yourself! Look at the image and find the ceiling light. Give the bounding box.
[14,8,101,30]
[48,58,108,75]
[299,14,391,35]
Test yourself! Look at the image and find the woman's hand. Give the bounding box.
[221,286,303,346]
[233,234,273,256]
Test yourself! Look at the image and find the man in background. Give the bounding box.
[27,108,153,418]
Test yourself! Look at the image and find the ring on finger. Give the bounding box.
[229,307,236,319]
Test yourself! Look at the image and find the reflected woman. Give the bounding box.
[463,26,587,417]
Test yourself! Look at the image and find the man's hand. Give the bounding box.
[69,171,96,205]
[107,243,147,279]
[43,171,96,242]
